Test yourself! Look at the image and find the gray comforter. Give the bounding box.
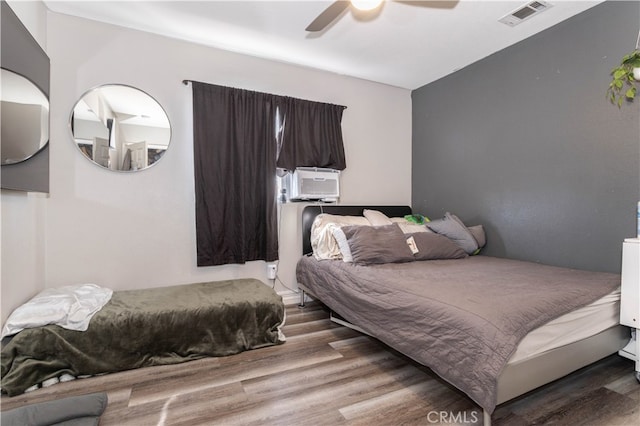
[296,255,620,413]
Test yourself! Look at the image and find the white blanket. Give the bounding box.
[2,284,113,338]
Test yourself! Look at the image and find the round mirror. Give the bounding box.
[1,68,49,165]
[70,84,171,171]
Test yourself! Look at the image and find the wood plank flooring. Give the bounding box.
[1,302,638,425]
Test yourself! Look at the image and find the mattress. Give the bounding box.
[1,279,286,397]
[510,287,620,363]
[327,286,622,366]
[296,255,621,413]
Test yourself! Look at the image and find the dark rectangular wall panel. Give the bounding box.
[1,0,50,193]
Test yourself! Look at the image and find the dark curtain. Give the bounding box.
[192,82,279,266]
[276,97,347,171]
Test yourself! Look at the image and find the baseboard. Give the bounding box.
[278,289,316,306]
[279,290,301,306]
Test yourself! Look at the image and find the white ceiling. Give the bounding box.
[43,0,604,89]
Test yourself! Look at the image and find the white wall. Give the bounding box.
[5,0,47,46]
[40,12,411,299]
[1,0,49,323]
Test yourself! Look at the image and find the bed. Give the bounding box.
[295,205,629,424]
[1,278,286,397]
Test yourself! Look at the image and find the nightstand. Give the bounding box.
[619,238,640,381]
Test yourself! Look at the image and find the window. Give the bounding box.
[190,81,345,266]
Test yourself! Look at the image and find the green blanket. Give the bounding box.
[1,279,285,396]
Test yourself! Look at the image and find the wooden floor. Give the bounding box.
[1,302,638,425]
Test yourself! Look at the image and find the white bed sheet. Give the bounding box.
[509,287,620,364]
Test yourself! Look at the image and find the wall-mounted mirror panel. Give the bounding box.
[1,0,50,192]
[70,84,171,172]
[1,68,49,165]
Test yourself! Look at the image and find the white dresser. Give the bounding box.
[619,237,640,381]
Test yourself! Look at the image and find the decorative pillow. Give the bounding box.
[310,214,369,260]
[363,209,393,226]
[426,212,479,254]
[406,232,468,261]
[340,224,415,265]
[468,224,486,249]
[404,214,430,224]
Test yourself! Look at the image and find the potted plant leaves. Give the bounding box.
[607,49,640,107]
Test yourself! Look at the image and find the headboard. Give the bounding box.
[301,205,412,255]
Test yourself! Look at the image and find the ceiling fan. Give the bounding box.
[306,0,458,32]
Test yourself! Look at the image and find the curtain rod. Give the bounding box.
[180,79,346,109]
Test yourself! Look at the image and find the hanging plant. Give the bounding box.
[607,49,640,107]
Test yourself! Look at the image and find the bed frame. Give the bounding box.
[297,205,629,425]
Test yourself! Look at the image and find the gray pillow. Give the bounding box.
[426,212,479,254]
[1,392,108,426]
[341,224,415,265]
[468,224,486,249]
[406,232,468,260]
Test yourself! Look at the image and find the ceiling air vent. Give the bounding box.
[499,1,552,27]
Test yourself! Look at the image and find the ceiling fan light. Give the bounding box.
[351,0,383,12]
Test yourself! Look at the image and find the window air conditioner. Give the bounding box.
[285,167,340,202]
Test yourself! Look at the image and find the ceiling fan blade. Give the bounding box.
[306,1,350,32]
[395,1,459,9]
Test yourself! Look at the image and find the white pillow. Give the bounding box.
[310,214,369,260]
[390,217,433,234]
[363,209,393,226]
[1,284,113,338]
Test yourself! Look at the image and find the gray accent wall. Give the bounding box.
[412,1,640,273]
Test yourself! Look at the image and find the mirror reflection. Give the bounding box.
[71,84,171,171]
[1,68,49,165]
